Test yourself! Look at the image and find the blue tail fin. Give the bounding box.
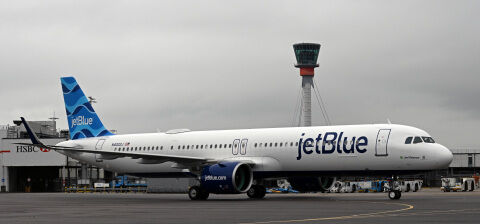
[61,77,114,140]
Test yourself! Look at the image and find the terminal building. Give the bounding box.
[0,120,111,192]
[0,119,478,192]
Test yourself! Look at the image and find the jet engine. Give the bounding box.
[287,177,336,192]
[200,162,253,194]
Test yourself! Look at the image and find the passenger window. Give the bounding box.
[254,143,257,147]
[413,136,423,144]
[405,137,413,144]
[280,143,283,147]
[274,143,277,147]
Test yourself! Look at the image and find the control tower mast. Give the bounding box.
[293,43,320,127]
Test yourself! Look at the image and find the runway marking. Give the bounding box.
[357,208,480,218]
[240,201,414,224]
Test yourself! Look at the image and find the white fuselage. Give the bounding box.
[57,124,453,178]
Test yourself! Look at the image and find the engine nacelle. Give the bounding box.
[200,162,253,194]
[288,177,337,193]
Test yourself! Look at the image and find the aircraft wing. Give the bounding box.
[59,147,215,164]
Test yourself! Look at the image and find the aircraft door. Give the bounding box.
[95,139,106,162]
[240,139,248,155]
[375,129,390,156]
[232,139,240,155]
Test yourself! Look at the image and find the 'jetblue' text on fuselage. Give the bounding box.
[297,132,368,160]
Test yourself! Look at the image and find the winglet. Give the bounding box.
[20,117,43,145]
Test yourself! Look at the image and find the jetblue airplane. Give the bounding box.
[19,77,453,200]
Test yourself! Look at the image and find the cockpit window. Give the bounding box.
[422,136,435,143]
[413,136,423,144]
[405,137,413,144]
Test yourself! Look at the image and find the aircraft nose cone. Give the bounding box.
[438,145,453,167]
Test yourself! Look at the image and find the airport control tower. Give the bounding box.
[293,43,320,127]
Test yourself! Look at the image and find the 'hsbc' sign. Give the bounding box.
[16,146,50,153]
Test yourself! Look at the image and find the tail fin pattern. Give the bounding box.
[61,77,114,140]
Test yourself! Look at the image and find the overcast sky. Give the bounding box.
[0,0,478,148]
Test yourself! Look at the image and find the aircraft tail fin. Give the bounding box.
[61,77,114,140]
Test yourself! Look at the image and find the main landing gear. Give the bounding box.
[188,185,266,200]
[247,185,266,199]
[188,186,209,200]
[386,176,402,200]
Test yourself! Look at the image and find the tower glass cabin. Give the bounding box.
[293,43,320,69]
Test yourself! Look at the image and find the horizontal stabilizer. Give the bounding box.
[16,117,83,151]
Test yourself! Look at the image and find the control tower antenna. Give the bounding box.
[293,43,320,127]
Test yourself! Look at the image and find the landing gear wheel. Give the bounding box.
[247,185,266,199]
[414,184,419,192]
[388,190,401,200]
[189,186,209,200]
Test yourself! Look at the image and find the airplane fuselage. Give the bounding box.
[57,123,453,178]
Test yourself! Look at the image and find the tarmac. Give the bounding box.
[0,188,479,224]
